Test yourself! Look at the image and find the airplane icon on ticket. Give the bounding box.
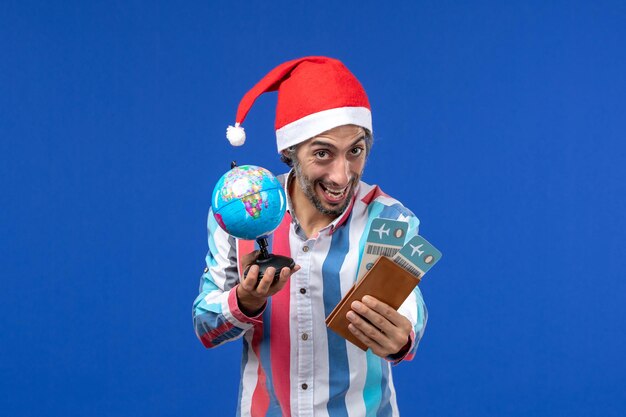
[372,223,390,240]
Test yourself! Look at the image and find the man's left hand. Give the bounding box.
[346,295,412,358]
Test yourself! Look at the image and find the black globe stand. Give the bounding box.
[244,237,295,285]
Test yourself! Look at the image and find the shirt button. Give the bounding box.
[301,333,309,340]
[299,288,307,294]
[302,246,309,252]
[301,383,308,390]
[203,267,209,273]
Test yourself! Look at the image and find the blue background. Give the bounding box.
[2,1,625,416]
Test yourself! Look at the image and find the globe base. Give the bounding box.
[246,254,296,284]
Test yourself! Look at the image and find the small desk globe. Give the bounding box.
[211,164,295,282]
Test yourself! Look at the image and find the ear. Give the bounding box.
[280,147,298,168]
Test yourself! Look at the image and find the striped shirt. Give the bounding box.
[193,172,428,417]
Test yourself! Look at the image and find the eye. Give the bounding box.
[350,147,364,157]
[314,150,329,159]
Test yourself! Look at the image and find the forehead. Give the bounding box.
[301,125,366,149]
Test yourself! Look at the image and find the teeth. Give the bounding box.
[326,190,343,197]
[322,185,346,198]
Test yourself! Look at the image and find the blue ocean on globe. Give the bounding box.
[211,165,286,240]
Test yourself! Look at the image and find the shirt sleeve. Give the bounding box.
[192,208,263,348]
[390,213,428,364]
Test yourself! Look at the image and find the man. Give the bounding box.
[193,57,427,417]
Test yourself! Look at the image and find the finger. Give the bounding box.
[266,266,296,295]
[347,322,372,346]
[348,323,395,357]
[271,267,291,290]
[256,267,276,294]
[361,295,407,328]
[280,266,292,282]
[351,300,396,337]
[359,297,413,349]
[346,309,389,346]
[241,265,260,292]
[346,319,384,351]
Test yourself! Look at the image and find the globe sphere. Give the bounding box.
[211,165,286,240]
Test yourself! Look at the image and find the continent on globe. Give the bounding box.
[220,166,267,219]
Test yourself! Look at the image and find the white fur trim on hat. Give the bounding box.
[275,107,372,152]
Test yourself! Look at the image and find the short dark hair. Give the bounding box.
[280,128,374,168]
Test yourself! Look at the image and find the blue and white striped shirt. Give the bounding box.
[193,172,427,417]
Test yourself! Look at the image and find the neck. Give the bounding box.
[288,173,337,238]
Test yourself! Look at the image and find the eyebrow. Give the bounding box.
[309,136,366,150]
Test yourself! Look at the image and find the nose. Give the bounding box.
[327,156,351,187]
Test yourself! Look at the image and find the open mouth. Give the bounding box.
[318,183,349,203]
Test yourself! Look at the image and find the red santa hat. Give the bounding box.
[226,56,372,152]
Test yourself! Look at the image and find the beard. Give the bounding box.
[293,161,361,217]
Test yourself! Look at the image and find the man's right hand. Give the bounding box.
[236,252,301,317]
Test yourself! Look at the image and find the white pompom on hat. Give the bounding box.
[226,123,246,146]
[226,56,373,152]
